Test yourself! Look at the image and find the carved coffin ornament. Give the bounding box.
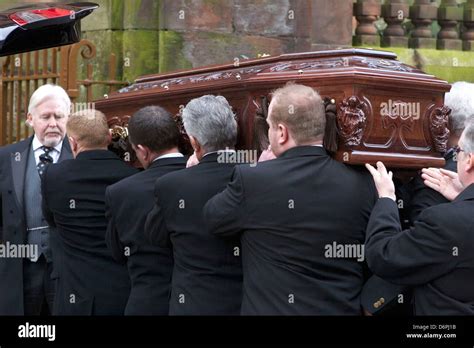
[337,96,367,147]
[430,106,451,154]
[108,115,134,163]
[96,48,451,169]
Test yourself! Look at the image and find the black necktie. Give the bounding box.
[37,146,54,178]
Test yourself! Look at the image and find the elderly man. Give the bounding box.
[145,95,243,315]
[105,106,186,315]
[365,119,474,315]
[0,84,72,315]
[408,81,474,224]
[42,109,137,315]
[361,81,474,316]
[203,83,377,315]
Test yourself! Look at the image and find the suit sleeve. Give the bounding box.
[144,179,171,249]
[41,165,56,228]
[104,187,127,264]
[408,174,449,225]
[203,165,247,237]
[0,176,3,241]
[365,198,459,286]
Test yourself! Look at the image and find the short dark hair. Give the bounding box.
[128,106,180,152]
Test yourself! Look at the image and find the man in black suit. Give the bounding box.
[105,106,186,315]
[203,83,377,315]
[361,81,474,316]
[408,81,474,224]
[0,84,72,315]
[42,109,138,315]
[365,119,474,315]
[145,95,243,315]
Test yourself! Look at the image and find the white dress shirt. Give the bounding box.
[31,135,63,165]
[152,152,184,163]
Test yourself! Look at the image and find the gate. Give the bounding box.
[0,40,127,146]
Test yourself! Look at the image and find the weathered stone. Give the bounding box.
[290,0,312,39]
[122,30,159,82]
[233,0,293,36]
[123,0,160,30]
[353,0,382,47]
[293,37,312,52]
[312,0,353,48]
[438,5,463,21]
[159,31,193,73]
[409,37,437,49]
[382,36,409,48]
[159,0,233,33]
[81,0,123,31]
[179,32,289,69]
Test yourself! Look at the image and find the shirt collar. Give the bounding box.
[203,149,236,158]
[32,134,63,153]
[152,152,184,162]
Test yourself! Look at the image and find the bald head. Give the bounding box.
[269,83,326,144]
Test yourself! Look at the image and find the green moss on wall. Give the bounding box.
[122,30,160,82]
[363,46,474,83]
[158,31,192,73]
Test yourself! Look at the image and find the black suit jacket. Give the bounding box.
[365,184,474,315]
[361,151,457,315]
[42,150,138,315]
[0,136,72,315]
[105,156,186,315]
[203,146,377,315]
[407,151,457,225]
[145,153,243,315]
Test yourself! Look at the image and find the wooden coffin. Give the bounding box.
[95,48,451,169]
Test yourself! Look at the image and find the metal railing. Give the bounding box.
[0,39,127,146]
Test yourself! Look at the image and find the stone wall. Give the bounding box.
[4,0,474,99]
[79,0,353,95]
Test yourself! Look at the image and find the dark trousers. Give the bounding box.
[23,254,56,315]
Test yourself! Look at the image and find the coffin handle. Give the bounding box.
[323,97,338,153]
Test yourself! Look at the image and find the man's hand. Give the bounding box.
[421,168,464,201]
[187,152,199,168]
[365,161,396,201]
[258,145,276,162]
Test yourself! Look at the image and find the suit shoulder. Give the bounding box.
[416,201,460,229]
[155,166,189,186]
[235,159,278,176]
[47,158,75,172]
[0,139,30,157]
[341,162,374,180]
[107,169,146,196]
[117,161,140,176]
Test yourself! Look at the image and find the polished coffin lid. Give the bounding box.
[95,48,452,169]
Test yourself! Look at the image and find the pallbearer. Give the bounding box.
[41,109,138,315]
[105,106,186,315]
[204,83,377,315]
[145,95,243,315]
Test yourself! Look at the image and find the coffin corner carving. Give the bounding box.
[430,105,450,153]
[337,96,367,147]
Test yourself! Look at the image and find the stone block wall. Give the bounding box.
[79,0,353,93]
